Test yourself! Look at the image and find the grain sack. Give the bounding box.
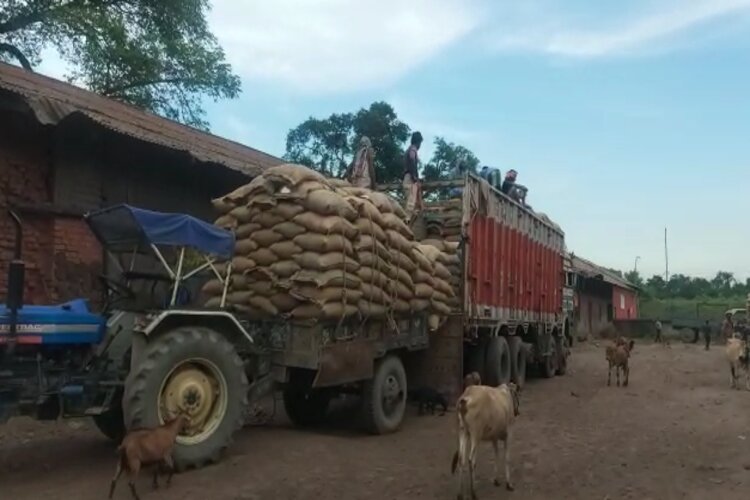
[414,283,435,299]
[247,281,274,295]
[247,193,277,211]
[420,239,446,251]
[386,230,414,255]
[304,190,358,220]
[252,212,286,229]
[367,191,405,219]
[278,180,328,199]
[264,164,329,187]
[269,260,301,278]
[290,303,358,320]
[249,296,279,316]
[432,290,451,304]
[434,279,455,298]
[360,282,389,304]
[428,314,442,331]
[393,299,411,314]
[235,238,258,255]
[231,257,256,272]
[231,275,249,290]
[293,233,354,256]
[224,175,273,201]
[227,291,253,304]
[229,304,267,317]
[354,235,390,259]
[392,251,417,273]
[291,269,362,289]
[248,248,279,267]
[445,242,460,253]
[292,213,358,239]
[444,254,461,267]
[204,296,223,308]
[229,206,254,223]
[268,241,302,259]
[293,252,359,272]
[431,300,452,315]
[390,280,414,300]
[417,244,442,263]
[434,262,451,281]
[269,293,299,312]
[346,196,386,227]
[411,248,433,273]
[251,229,283,247]
[386,266,414,290]
[272,202,305,220]
[214,214,237,230]
[201,279,224,296]
[358,300,388,317]
[357,267,391,290]
[410,299,430,312]
[381,213,413,239]
[212,197,235,214]
[446,235,461,243]
[273,221,306,239]
[358,251,390,270]
[413,269,436,288]
[329,178,352,188]
[235,223,261,239]
[291,286,363,305]
[354,218,387,242]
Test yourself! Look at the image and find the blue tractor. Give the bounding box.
[0,205,272,469]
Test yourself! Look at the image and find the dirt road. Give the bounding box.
[2,342,750,500]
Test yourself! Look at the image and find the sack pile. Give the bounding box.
[202,164,456,329]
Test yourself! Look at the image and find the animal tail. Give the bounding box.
[451,396,470,475]
[451,450,459,474]
[458,396,469,420]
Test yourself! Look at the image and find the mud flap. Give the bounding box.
[313,339,376,388]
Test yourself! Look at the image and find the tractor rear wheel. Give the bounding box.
[123,326,248,471]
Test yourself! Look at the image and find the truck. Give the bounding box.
[270,173,569,433]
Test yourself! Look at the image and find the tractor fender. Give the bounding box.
[141,309,254,345]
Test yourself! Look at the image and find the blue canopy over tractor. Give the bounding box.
[84,204,235,259]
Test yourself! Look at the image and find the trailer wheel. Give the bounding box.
[555,336,568,376]
[508,336,526,388]
[283,370,331,427]
[485,336,511,387]
[362,355,407,434]
[123,326,248,471]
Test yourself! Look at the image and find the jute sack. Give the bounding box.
[381,213,413,239]
[386,230,414,255]
[366,191,406,219]
[411,248,433,273]
[420,239,446,251]
[293,233,354,256]
[430,299,452,315]
[235,223,261,239]
[251,229,283,247]
[410,298,430,312]
[224,175,274,202]
[268,241,302,260]
[345,196,386,227]
[235,238,258,255]
[290,269,362,289]
[390,280,414,300]
[271,202,305,220]
[393,299,411,314]
[211,197,235,214]
[434,262,451,281]
[252,212,286,229]
[231,257,256,273]
[229,206,255,223]
[270,260,301,278]
[357,267,391,290]
[249,295,279,316]
[227,291,253,304]
[292,213,358,239]
[293,252,360,273]
[360,282,389,304]
[414,283,435,299]
[231,275,249,290]
[273,221,307,239]
[263,164,330,187]
[246,193,277,211]
[391,251,417,273]
[356,251,390,270]
[247,281,275,295]
[354,235,389,258]
[248,248,279,267]
[354,218,387,242]
[290,303,359,320]
[358,300,388,317]
[290,286,363,305]
[433,279,455,298]
[277,180,328,199]
[269,293,299,312]
[304,190,358,221]
[214,214,237,230]
[413,269,436,288]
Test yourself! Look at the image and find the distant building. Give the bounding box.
[0,62,283,305]
[569,254,639,338]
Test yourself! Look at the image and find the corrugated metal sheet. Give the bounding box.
[0,62,283,177]
[570,254,638,291]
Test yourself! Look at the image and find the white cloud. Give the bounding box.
[208,0,482,93]
[486,0,750,58]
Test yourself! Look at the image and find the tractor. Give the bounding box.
[0,205,273,469]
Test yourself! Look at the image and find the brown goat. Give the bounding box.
[109,415,188,500]
[606,339,634,387]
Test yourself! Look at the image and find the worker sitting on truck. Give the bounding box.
[501,169,527,204]
[345,136,376,189]
[403,131,423,219]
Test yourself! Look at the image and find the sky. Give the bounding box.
[36,0,750,282]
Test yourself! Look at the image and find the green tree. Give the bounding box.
[624,269,644,289]
[0,0,240,129]
[423,136,480,181]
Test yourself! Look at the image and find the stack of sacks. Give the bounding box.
[202,163,451,328]
[414,244,456,330]
[419,239,462,309]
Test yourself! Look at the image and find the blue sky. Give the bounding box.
[38,0,750,281]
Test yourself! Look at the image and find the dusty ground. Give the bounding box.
[2,341,750,500]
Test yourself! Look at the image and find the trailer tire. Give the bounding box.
[555,336,568,376]
[123,326,248,471]
[362,355,407,435]
[508,336,526,388]
[485,336,511,387]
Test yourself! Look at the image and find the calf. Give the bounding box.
[606,339,634,387]
[725,337,750,390]
[109,414,188,500]
[451,383,520,500]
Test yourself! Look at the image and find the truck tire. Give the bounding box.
[542,353,557,378]
[508,336,526,388]
[92,389,125,442]
[362,355,407,434]
[283,371,331,427]
[123,326,248,471]
[485,336,511,387]
[555,336,568,376]
[467,342,487,382]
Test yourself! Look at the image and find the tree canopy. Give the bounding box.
[621,269,748,300]
[0,0,240,129]
[285,101,480,184]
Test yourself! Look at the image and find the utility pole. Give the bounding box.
[664,227,669,282]
[634,256,641,273]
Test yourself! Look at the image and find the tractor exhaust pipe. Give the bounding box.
[5,210,25,356]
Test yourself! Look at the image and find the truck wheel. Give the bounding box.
[362,355,407,434]
[555,336,568,376]
[467,342,487,382]
[508,336,526,388]
[542,353,557,378]
[123,327,248,471]
[92,389,125,442]
[485,336,511,387]
[283,371,331,427]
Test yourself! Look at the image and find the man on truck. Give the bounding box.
[403,131,423,219]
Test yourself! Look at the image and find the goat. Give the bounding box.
[464,371,482,389]
[109,414,188,500]
[451,383,520,500]
[726,337,750,390]
[606,339,634,387]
